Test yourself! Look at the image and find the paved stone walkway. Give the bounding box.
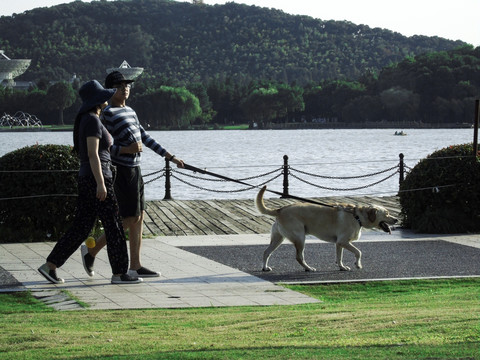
[1,228,479,310]
[0,236,320,310]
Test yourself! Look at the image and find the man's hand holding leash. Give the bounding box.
[167,154,185,168]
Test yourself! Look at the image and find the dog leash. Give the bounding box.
[183,163,336,208]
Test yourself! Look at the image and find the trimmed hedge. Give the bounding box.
[0,144,79,242]
[399,143,480,233]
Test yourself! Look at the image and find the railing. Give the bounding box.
[143,153,411,200]
[1,152,475,202]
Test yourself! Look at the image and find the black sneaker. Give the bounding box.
[111,273,143,284]
[38,263,64,284]
[128,267,160,278]
[81,245,95,277]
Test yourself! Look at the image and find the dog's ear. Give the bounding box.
[368,208,377,223]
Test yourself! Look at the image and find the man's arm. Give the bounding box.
[140,125,167,157]
[140,125,184,168]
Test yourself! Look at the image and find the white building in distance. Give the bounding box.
[0,50,31,87]
[106,60,144,80]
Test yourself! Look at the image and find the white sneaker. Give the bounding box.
[81,245,95,277]
[38,263,64,284]
[111,273,143,284]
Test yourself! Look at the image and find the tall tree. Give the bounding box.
[46,82,76,125]
[133,86,201,129]
[275,84,305,122]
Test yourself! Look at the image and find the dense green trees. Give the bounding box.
[130,86,201,129]
[0,86,48,119]
[0,1,479,127]
[46,81,76,125]
[240,83,303,126]
[1,45,479,128]
[375,46,480,125]
[0,0,464,85]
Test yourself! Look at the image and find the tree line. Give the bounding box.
[0,0,465,86]
[1,45,479,127]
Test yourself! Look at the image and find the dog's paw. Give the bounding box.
[262,266,273,272]
[339,265,351,271]
[304,267,316,272]
[355,261,362,269]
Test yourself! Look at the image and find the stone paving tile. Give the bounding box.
[0,237,319,310]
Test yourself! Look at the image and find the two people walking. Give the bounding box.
[81,71,184,280]
[38,72,184,285]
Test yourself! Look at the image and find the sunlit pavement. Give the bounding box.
[0,228,478,310]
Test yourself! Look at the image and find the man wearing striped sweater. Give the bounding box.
[81,71,185,278]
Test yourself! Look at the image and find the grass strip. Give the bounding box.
[0,278,478,359]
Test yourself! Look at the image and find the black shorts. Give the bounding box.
[114,165,145,218]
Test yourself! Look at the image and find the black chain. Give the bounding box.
[173,167,282,182]
[289,170,399,191]
[144,173,165,185]
[289,164,399,180]
[171,173,283,193]
[143,169,164,178]
[142,161,402,193]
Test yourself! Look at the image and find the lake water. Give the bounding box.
[0,128,474,200]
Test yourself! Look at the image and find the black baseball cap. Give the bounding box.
[105,71,135,89]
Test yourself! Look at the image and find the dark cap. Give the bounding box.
[105,71,135,89]
[78,80,116,114]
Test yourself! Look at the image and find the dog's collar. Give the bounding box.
[341,206,362,227]
[353,213,363,227]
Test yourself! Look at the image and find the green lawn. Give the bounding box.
[220,124,250,130]
[1,278,478,359]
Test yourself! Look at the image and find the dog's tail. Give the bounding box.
[255,186,278,217]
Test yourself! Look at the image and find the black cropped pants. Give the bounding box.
[47,176,128,275]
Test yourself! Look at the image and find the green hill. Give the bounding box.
[0,0,466,85]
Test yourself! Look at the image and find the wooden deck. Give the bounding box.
[143,196,401,237]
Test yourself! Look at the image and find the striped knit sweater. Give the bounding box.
[103,105,167,167]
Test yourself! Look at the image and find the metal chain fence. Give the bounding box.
[0,154,473,201]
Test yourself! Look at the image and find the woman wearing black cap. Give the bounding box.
[38,80,143,285]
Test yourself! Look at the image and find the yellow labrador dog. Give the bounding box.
[255,186,398,272]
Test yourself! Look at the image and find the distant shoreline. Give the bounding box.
[0,125,73,132]
[0,128,72,132]
[264,122,474,130]
[0,122,474,132]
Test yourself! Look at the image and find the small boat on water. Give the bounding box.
[394,131,407,136]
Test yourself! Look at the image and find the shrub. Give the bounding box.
[0,144,79,242]
[399,143,480,233]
